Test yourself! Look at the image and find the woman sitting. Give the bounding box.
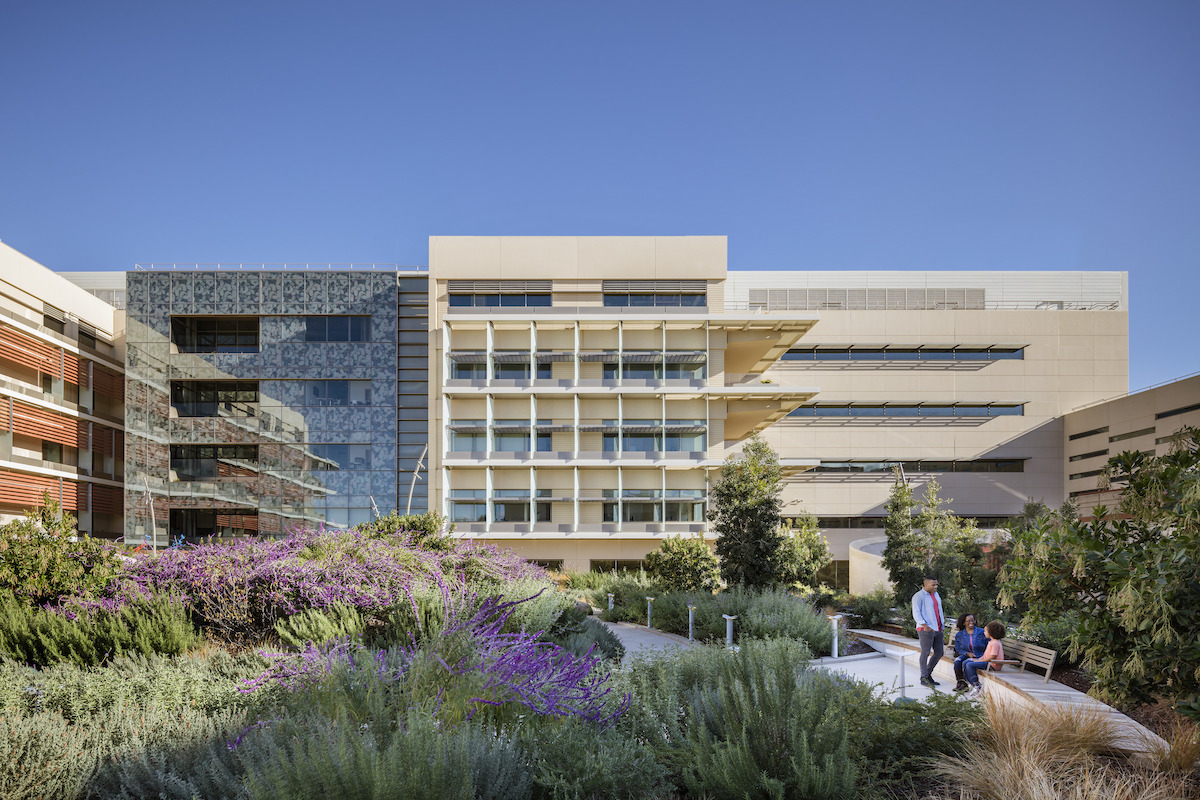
[964,621,1007,698]
[952,613,987,692]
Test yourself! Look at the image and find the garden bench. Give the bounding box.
[987,639,1058,683]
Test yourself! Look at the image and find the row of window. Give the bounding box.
[782,347,1024,361]
[789,404,1024,418]
[450,362,706,381]
[448,293,552,307]
[170,315,373,353]
[447,432,707,453]
[811,459,1024,473]
[602,293,706,308]
[168,443,382,476]
[448,500,704,523]
[806,515,1014,529]
[169,380,374,415]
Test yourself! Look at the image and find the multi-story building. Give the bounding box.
[0,242,125,536]
[121,266,429,546]
[429,236,818,570]
[1063,373,1200,518]
[8,233,1184,592]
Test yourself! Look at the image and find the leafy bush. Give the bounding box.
[355,510,456,551]
[710,436,787,588]
[1001,429,1200,706]
[550,617,625,662]
[0,591,200,668]
[743,587,834,656]
[0,495,122,606]
[776,513,833,589]
[563,569,620,591]
[644,535,720,592]
[0,706,99,800]
[274,601,366,649]
[589,571,663,616]
[523,718,671,800]
[846,585,897,628]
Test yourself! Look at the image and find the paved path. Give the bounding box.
[818,628,1165,754]
[591,610,699,662]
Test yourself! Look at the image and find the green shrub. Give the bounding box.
[0,495,123,606]
[1008,612,1080,660]
[355,510,456,551]
[562,569,618,591]
[274,601,365,649]
[588,570,662,610]
[777,514,833,589]
[523,718,671,800]
[0,591,200,668]
[0,706,99,800]
[549,616,625,661]
[679,644,857,799]
[743,587,834,656]
[644,535,720,592]
[846,585,897,628]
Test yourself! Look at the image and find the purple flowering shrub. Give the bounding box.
[244,590,630,730]
[81,525,549,642]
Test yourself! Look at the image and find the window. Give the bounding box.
[304,380,372,406]
[1157,402,1200,420]
[1070,469,1105,481]
[789,404,1024,418]
[494,362,531,380]
[812,459,1024,473]
[449,490,486,523]
[170,445,258,481]
[1069,426,1108,441]
[43,314,65,334]
[1109,427,1155,443]
[449,293,551,307]
[171,381,259,417]
[603,292,706,307]
[1068,449,1109,463]
[171,317,260,353]
[449,431,487,452]
[304,316,371,342]
[452,363,486,380]
[783,346,1025,361]
[309,443,372,470]
[170,509,258,542]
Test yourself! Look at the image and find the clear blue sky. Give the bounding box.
[3,1,1197,390]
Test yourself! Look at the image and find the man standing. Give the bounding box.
[912,576,944,688]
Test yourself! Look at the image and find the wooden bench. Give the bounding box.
[988,639,1058,683]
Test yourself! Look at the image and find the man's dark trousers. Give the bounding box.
[918,628,944,682]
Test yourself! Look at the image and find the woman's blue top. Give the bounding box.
[954,627,987,658]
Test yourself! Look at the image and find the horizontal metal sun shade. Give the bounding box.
[602,280,707,292]
[447,281,552,293]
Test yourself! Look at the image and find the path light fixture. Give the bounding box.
[827,614,843,659]
[723,614,737,648]
[608,593,614,611]
[645,596,655,629]
[687,604,697,643]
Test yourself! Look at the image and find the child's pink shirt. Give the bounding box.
[983,639,1004,670]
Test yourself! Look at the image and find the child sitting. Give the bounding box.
[964,620,1006,698]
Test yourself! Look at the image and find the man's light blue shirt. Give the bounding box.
[912,589,944,630]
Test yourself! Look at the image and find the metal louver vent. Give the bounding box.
[43,303,66,322]
[602,280,707,292]
[447,280,552,293]
[745,286,989,311]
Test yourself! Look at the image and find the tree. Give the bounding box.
[881,473,994,613]
[1000,426,1200,709]
[709,435,786,588]
[776,512,832,589]
[645,534,720,592]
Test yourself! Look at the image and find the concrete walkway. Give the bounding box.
[813,628,1165,754]
[592,611,699,662]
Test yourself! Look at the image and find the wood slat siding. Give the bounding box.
[0,325,60,375]
[0,398,121,451]
[0,469,79,510]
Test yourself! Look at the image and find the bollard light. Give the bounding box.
[645,596,655,629]
[827,614,843,659]
[722,614,737,648]
[687,604,697,643]
[608,593,614,611]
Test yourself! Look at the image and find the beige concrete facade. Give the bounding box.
[1063,374,1200,517]
[428,237,1131,577]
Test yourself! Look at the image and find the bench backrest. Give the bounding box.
[1002,639,1057,682]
